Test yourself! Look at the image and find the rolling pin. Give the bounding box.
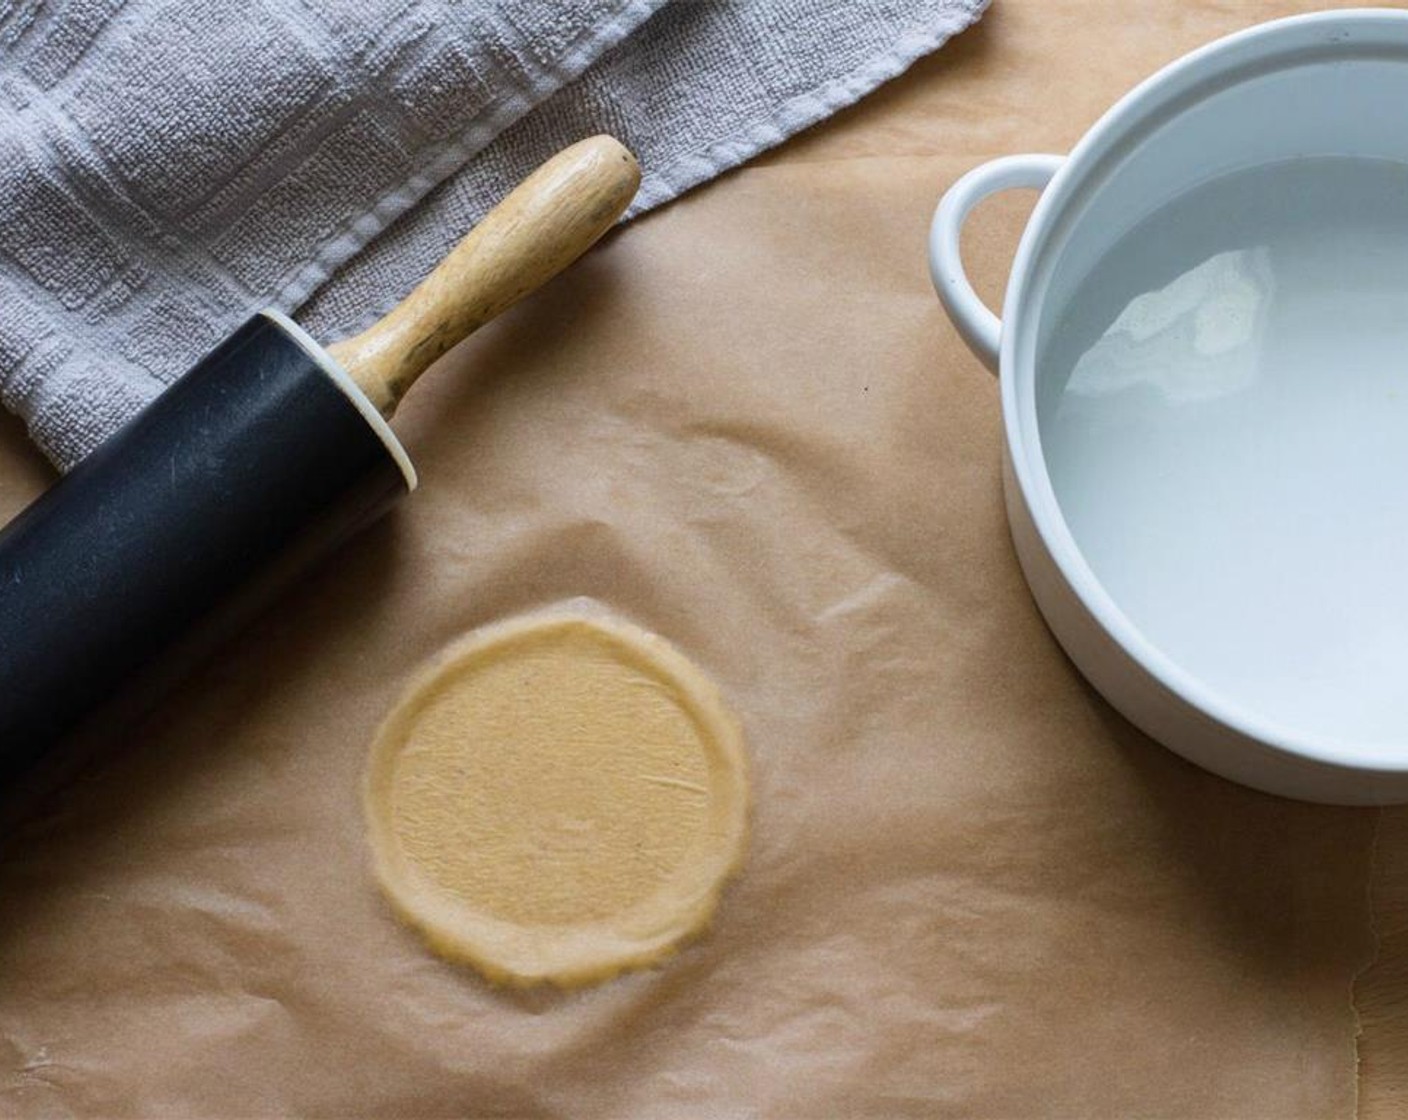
[0,135,639,796]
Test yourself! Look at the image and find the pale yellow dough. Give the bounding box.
[363,611,750,988]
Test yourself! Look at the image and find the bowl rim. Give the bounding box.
[1000,7,1408,773]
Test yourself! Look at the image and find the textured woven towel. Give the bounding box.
[0,0,987,470]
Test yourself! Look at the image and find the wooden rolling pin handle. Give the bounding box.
[328,135,641,417]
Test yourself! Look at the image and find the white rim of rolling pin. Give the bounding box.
[260,309,418,492]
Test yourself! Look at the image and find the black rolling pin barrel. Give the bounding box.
[0,136,640,793]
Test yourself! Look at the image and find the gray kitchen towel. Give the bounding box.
[0,0,988,471]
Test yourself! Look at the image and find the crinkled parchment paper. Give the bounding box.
[0,2,1391,1115]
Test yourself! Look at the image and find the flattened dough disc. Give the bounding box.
[364,611,750,987]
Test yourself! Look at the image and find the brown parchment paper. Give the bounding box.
[0,2,1397,1116]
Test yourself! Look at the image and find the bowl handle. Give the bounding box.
[928,154,1063,374]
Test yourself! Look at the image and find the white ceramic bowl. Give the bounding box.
[930,9,1408,804]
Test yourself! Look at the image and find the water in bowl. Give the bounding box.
[1040,157,1408,756]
